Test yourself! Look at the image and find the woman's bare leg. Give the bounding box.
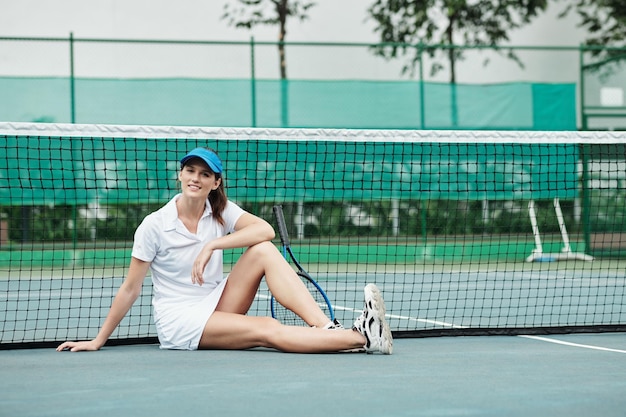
[216,241,331,327]
[198,311,365,352]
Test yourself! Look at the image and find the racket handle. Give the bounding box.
[273,205,291,247]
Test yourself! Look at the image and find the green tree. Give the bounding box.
[222,0,316,79]
[559,0,626,66]
[367,0,549,83]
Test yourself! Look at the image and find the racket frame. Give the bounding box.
[270,205,336,322]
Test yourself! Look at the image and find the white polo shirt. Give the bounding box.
[132,194,245,349]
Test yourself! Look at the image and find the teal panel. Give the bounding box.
[287,80,423,129]
[74,78,254,127]
[0,136,579,205]
[0,77,71,123]
[532,83,577,130]
[0,77,577,131]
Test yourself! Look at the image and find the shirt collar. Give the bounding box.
[162,193,212,231]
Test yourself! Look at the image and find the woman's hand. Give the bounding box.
[56,340,102,352]
[190,213,274,286]
[192,245,214,286]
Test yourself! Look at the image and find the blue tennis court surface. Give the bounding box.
[1,253,625,417]
[1,333,625,417]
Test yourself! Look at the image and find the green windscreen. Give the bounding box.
[0,77,576,130]
[0,135,578,206]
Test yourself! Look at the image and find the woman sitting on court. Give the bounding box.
[57,147,393,354]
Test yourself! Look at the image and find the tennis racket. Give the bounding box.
[270,205,336,326]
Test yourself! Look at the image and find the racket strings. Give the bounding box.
[272,274,333,327]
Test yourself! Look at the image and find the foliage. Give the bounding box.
[559,0,626,74]
[222,0,316,78]
[243,199,580,238]
[367,0,549,83]
[2,204,160,244]
[1,199,589,246]
[560,0,626,47]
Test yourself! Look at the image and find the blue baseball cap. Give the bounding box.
[180,148,223,174]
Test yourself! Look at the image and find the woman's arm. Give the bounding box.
[56,257,150,351]
[191,212,275,285]
[219,212,275,248]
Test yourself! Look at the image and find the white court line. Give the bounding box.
[266,296,626,354]
[384,312,467,328]
[519,335,626,354]
[335,305,468,329]
[377,309,626,354]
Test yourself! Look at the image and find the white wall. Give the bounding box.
[0,0,589,83]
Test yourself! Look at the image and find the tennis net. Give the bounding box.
[1,122,625,348]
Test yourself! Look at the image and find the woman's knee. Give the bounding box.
[229,241,279,276]
[248,241,277,254]
[245,240,279,258]
[256,316,283,343]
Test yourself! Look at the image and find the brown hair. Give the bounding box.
[208,173,227,226]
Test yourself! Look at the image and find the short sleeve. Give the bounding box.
[222,201,246,234]
[131,213,161,262]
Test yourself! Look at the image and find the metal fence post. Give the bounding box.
[69,32,76,124]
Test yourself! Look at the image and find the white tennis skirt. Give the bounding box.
[154,278,228,350]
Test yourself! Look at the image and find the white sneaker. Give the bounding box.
[324,318,366,353]
[352,284,393,354]
[323,318,345,330]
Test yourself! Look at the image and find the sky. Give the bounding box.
[0,0,589,83]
